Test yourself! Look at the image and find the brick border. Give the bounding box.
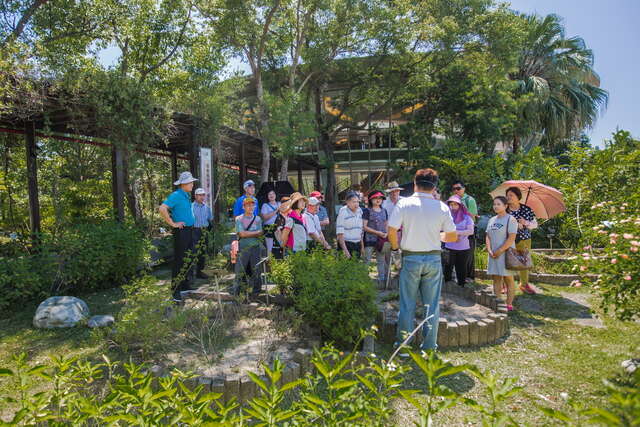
[377,281,510,348]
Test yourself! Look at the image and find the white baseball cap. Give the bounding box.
[174,171,198,186]
[308,197,320,206]
[194,188,206,195]
[243,179,255,189]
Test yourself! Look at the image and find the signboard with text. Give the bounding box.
[199,147,213,211]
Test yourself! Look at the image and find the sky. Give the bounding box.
[507,0,640,146]
[98,1,639,147]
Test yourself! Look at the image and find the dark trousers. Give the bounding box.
[345,241,362,259]
[445,248,470,287]
[232,244,263,295]
[172,226,195,299]
[466,228,476,280]
[192,227,207,275]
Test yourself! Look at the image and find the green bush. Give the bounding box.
[0,222,149,314]
[98,274,185,357]
[270,250,377,346]
[52,221,150,293]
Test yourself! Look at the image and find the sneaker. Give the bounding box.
[507,304,514,312]
[520,283,536,295]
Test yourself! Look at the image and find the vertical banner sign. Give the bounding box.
[199,147,213,211]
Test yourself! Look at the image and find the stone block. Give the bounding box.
[497,304,508,314]
[484,318,496,343]
[240,375,256,402]
[447,322,459,347]
[224,374,241,403]
[488,313,501,337]
[456,320,470,347]
[198,376,212,391]
[465,318,479,346]
[383,319,397,343]
[211,378,225,401]
[289,361,301,381]
[474,291,483,304]
[363,335,375,353]
[437,318,448,348]
[477,321,488,345]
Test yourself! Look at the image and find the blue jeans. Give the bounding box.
[396,254,442,350]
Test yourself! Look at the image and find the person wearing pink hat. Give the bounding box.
[443,194,475,287]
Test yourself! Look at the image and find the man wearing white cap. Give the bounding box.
[382,181,405,219]
[303,196,332,250]
[232,179,259,217]
[192,188,213,279]
[159,171,198,301]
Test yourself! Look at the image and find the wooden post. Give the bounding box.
[239,141,246,192]
[111,145,126,222]
[297,162,304,193]
[24,122,41,238]
[171,150,178,184]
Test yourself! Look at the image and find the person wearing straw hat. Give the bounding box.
[388,169,457,352]
[232,197,263,296]
[280,192,309,253]
[159,171,198,301]
[232,179,259,217]
[382,181,404,218]
[192,188,213,279]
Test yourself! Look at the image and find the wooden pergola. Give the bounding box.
[0,92,323,236]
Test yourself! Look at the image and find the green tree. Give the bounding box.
[510,13,608,152]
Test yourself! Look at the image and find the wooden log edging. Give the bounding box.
[378,280,510,349]
[474,269,597,286]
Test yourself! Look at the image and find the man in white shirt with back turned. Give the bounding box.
[388,168,457,352]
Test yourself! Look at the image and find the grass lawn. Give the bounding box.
[387,281,640,425]
[1,276,637,425]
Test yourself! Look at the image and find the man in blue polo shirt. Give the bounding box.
[232,179,259,217]
[159,171,198,301]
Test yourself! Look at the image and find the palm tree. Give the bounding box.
[510,13,608,152]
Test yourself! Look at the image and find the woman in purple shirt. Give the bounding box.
[444,195,475,287]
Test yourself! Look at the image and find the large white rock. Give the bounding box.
[33,296,90,328]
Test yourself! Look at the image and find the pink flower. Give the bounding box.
[610,233,619,238]
[580,265,588,271]
[611,258,618,264]
[631,241,640,247]
[631,247,639,253]
[624,275,632,281]
[623,233,634,240]
[570,280,582,287]
[583,245,592,250]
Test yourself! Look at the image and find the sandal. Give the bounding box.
[520,284,536,295]
[507,304,514,312]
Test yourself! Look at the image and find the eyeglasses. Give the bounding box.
[453,186,463,191]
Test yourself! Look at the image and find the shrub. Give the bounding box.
[99,274,185,357]
[575,204,640,320]
[0,250,55,312]
[270,250,377,346]
[52,221,150,293]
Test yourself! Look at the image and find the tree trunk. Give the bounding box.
[122,149,143,223]
[279,157,289,181]
[255,70,270,183]
[512,134,520,153]
[314,85,337,237]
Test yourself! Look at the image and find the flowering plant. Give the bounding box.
[575,202,640,320]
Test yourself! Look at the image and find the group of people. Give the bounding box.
[161,169,538,353]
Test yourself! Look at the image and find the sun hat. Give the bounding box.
[308,196,320,206]
[243,179,255,189]
[194,188,206,195]
[282,192,308,210]
[445,194,471,223]
[385,181,403,192]
[174,171,198,186]
[242,197,256,206]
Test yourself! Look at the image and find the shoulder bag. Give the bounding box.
[505,217,533,271]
